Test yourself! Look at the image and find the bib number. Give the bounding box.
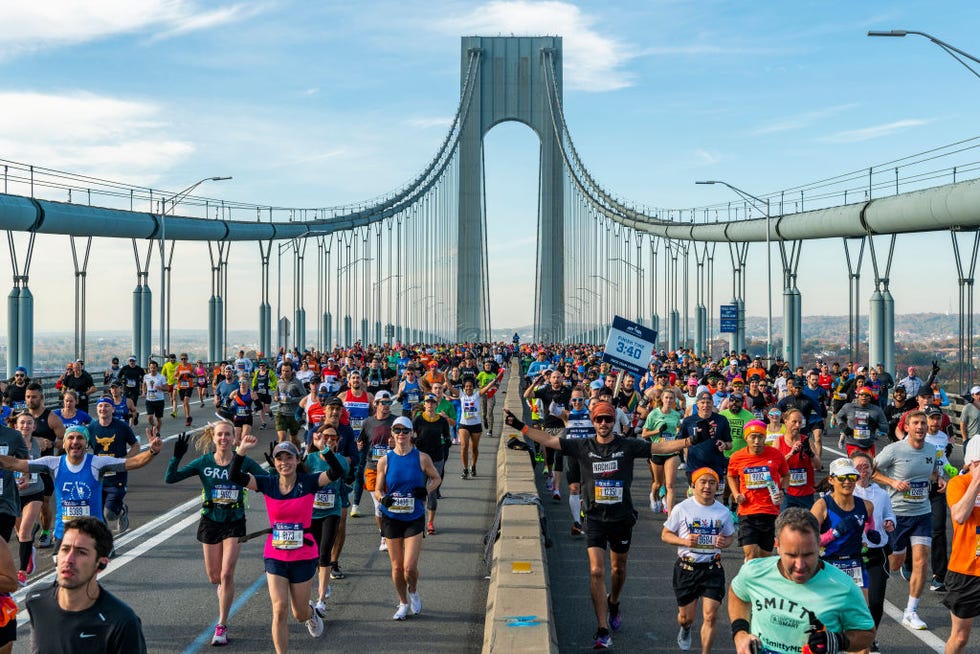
[904,480,928,502]
[743,466,770,490]
[388,496,415,514]
[271,522,304,550]
[371,445,388,462]
[314,489,336,510]
[829,557,865,587]
[789,468,807,487]
[62,500,91,522]
[211,485,240,506]
[594,480,623,504]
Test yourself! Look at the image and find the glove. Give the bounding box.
[802,610,848,654]
[380,494,395,508]
[932,360,941,374]
[411,486,428,500]
[173,432,190,461]
[866,529,882,545]
[691,419,712,445]
[504,409,526,433]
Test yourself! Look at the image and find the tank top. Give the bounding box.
[256,473,320,562]
[54,454,103,539]
[32,409,57,456]
[233,391,253,418]
[253,371,270,394]
[343,390,371,437]
[821,494,867,559]
[306,400,325,429]
[110,398,129,421]
[379,448,425,522]
[400,380,421,413]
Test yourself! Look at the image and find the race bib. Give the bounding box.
[371,445,388,462]
[388,495,415,514]
[789,468,807,487]
[271,522,304,550]
[126,378,136,387]
[743,466,770,490]
[829,557,864,587]
[11,401,25,411]
[179,379,190,389]
[904,480,928,502]
[594,480,623,504]
[62,500,90,522]
[351,417,364,431]
[0,446,7,456]
[313,489,336,510]
[211,484,240,506]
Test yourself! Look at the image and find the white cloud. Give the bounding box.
[692,149,722,166]
[821,119,929,143]
[0,91,193,182]
[751,103,860,135]
[0,2,257,58]
[436,1,634,92]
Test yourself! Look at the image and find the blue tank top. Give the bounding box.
[821,494,867,558]
[54,454,104,539]
[380,448,425,522]
[54,409,92,429]
[110,398,129,421]
[401,380,421,413]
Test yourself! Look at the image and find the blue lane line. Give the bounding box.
[181,574,268,654]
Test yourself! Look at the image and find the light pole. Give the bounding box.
[373,273,402,343]
[160,176,231,358]
[696,180,772,362]
[609,257,644,324]
[868,30,980,79]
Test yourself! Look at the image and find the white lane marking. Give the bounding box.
[820,441,945,652]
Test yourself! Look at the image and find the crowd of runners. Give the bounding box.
[0,343,978,653]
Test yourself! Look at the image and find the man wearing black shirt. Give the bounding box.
[117,357,145,421]
[88,398,139,532]
[525,369,572,501]
[62,360,97,413]
[777,377,818,435]
[506,401,689,650]
[26,516,146,653]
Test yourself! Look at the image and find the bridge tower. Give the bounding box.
[457,36,565,342]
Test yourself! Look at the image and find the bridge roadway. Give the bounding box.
[537,435,961,653]
[7,397,501,653]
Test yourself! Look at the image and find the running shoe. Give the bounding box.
[607,596,622,631]
[25,546,35,574]
[185,417,192,427]
[211,623,228,646]
[930,577,946,592]
[677,624,692,650]
[427,522,436,535]
[379,537,388,551]
[306,601,324,637]
[460,469,469,480]
[593,628,612,649]
[314,600,327,618]
[16,571,26,587]
[409,590,422,615]
[325,584,331,599]
[393,603,409,621]
[133,413,139,426]
[898,566,910,582]
[570,522,583,536]
[330,564,345,580]
[171,409,178,418]
[870,640,881,654]
[677,462,686,471]
[350,504,361,518]
[118,505,130,533]
[902,609,927,630]
[649,492,657,512]
[470,466,477,477]
[37,532,53,549]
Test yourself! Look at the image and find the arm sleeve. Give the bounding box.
[164,455,201,484]
[95,458,129,476]
[27,458,59,475]
[229,454,252,487]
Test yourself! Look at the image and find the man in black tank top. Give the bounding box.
[25,383,65,549]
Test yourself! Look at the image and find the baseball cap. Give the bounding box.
[696,391,713,401]
[325,396,344,407]
[392,416,413,430]
[917,387,933,398]
[964,436,980,466]
[589,401,616,419]
[971,385,980,396]
[128,355,137,361]
[828,458,859,478]
[423,393,437,402]
[272,442,300,458]
[924,406,942,417]
[729,392,744,401]
[375,390,392,401]
[589,380,604,390]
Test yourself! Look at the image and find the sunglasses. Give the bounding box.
[423,399,436,403]
[593,415,615,424]
[13,374,24,379]
[391,427,411,434]
[570,398,585,403]
[834,474,859,482]
[379,400,393,405]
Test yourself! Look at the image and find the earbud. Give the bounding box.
[97,559,108,571]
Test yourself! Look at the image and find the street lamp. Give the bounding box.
[160,176,231,358]
[696,180,772,362]
[868,30,980,79]
[610,257,645,323]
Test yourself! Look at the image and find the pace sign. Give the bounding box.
[720,304,738,333]
[602,316,657,375]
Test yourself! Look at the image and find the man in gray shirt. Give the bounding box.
[872,409,942,631]
[959,385,980,446]
[275,362,306,447]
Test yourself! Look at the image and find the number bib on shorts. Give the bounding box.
[594,480,623,504]
[904,480,929,502]
[271,522,304,550]
[313,489,336,510]
[211,484,240,506]
[62,500,91,522]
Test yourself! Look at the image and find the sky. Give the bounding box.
[2,0,980,341]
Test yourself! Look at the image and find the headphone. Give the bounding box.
[97,559,108,571]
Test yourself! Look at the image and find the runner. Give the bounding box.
[643,387,683,515]
[523,368,567,493]
[24,382,65,550]
[194,359,210,407]
[412,393,450,536]
[11,412,46,586]
[563,386,595,536]
[53,389,93,430]
[174,353,195,427]
[726,420,788,560]
[274,363,306,447]
[164,422,265,646]
[88,397,141,533]
[118,356,145,418]
[459,374,499,480]
[772,408,820,510]
[358,391,396,545]
[341,371,374,516]
[252,360,276,429]
[105,382,136,427]
[227,376,256,446]
[304,426,350,617]
[943,436,980,654]
[142,360,168,431]
[661,467,735,653]
[374,416,442,620]
[229,435,346,652]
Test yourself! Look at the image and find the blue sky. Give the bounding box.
[2,1,980,337]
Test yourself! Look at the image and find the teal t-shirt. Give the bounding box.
[643,408,681,441]
[730,556,874,654]
[164,452,265,522]
[305,449,350,519]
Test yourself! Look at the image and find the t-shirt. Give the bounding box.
[730,556,874,654]
[360,415,396,469]
[720,408,755,458]
[664,497,735,562]
[643,408,681,443]
[945,471,980,577]
[0,426,28,517]
[88,419,138,486]
[143,373,168,402]
[960,402,980,440]
[727,446,788,516]
[535,385,572,430]
[679,413,732,480]
[559,436,651,523]
[874,439,939,516]
[774,436,815,497]
[164,452,265,522]
[412,414,449,462]
[27,584,147,654]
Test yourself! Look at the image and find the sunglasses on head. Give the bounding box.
[835,474,859,482]
[391,427,411,434]
[593,415,615,424]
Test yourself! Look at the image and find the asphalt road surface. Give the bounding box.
[9,396,501,653]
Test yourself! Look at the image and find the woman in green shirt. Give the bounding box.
[165,420,265,647]
[643,388,683,514]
